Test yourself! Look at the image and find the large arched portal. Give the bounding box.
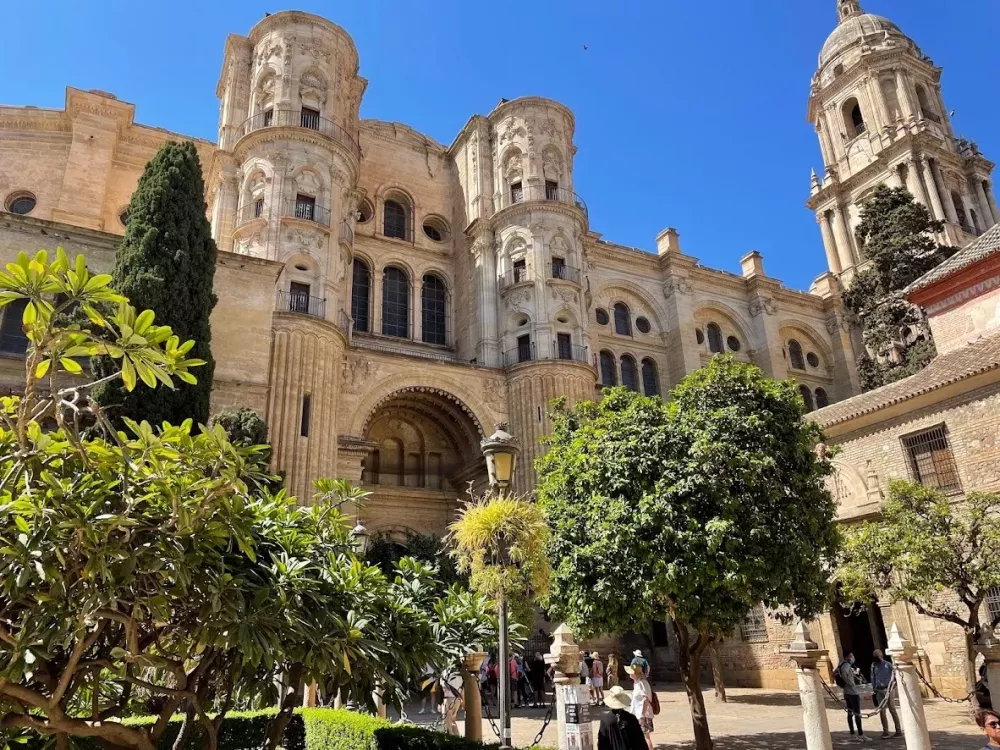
[358,388,487,536]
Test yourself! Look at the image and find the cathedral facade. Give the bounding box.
[0,1,994,690]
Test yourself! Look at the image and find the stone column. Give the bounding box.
[831,207,855,272]
[918,157,947,222]
[895,68,916,123]
[785,621,834,750]
[961,190,979,232]
[473,233,500,368]
[818,212,842,274]
[987,181,1000,224]
[903,159,928,207]
[886,624,932,750]
[816,121,835,168]
[463,651,488,742]
[544,624,593,750]
[974,178,996,227]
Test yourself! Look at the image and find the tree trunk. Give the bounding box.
[965,629,978,697]
[709,640,727,703]
[671,619,714,750]
[171,702,195,750]
[261,663,304,750]
[56,734,70,750]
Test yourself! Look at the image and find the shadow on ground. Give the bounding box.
[658,730,974,749]
[723,692,810,708]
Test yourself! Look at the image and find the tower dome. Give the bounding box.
[818,1,915,70]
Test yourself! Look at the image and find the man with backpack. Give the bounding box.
[836,652,868,741]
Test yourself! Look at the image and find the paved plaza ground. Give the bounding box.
[402,684,984,748]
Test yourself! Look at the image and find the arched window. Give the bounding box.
[915,84,936,121]
[798,384,815,413]
[421,273,447,345]
[788,340,805,370]
[843,97,866,138]
[613,303,631,336]
[641,358,659,396]
[621,355,638,392]
[814,388,830,409]
[351,258,371,333]
[381,266,410,338]
[707,323,724,353]
[0,298,29,355]
[599,351,617,387]
[383,199,408,240]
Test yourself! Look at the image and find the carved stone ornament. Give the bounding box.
[663,277,692,298]
[504,289,531,308]
[825,314,851,335]
[749,297,777,317]
[482,377,508,411]
[281,227,325,252]
[342,356,379,394]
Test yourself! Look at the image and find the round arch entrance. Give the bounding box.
[359,387,488,536]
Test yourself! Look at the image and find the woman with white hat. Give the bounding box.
[597,686,646,750]
[627,663,655,750]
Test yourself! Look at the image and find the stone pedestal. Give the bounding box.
[976,631,1000,707]
[463,650,488,741]
[886,624,931,750]
[784,621,833,750]
[544,624,592,750]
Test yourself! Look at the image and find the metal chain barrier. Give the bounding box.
[911,664,976,704]
[482,692,503,740]
[819,668,899,719]
[530,703,554,747]
[481,685,554,747]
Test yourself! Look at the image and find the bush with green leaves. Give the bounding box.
[0,250,499,750]
[536,357,839,750]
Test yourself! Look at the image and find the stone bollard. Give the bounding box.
[784,621,834,750]
[886,624,932,750]
[976,630,1000,707]
[463,650,488,741]
[544,624,593,750]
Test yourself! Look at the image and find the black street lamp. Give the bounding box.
[480,423,520,750]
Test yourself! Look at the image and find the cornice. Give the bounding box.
[246,11,359,71]
[487,97,575,134]
[488,201,587,232]
[233,127,360,173]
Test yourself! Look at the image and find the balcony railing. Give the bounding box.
[282,200,331,227]
[340,220,355,245]
[503,341,591,368]
[277,290,326,318]
[495,183,588,217]
[498,268,532,291]
[549,264,581,284]
[235,200,267,228]
[236,109,361,161]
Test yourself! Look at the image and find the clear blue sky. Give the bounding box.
[5,1,998,291]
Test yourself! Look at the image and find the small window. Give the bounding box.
[351,259,371,333]
[613,303,631,336]
[6,192,36,215]
[901,425,961,493]
[253,197,265,218]
[517,334,532,363]
[740,605,769,643]
[510,181,523,204]
[545,180,559,201]
[557,332,572,360]
[300,107,320,130]
[635,317,651,334]
[814,388,830,409]
[551,257,566,280]
[119,208,130,227]
[707,323,724,353]
[696,328,705,345]
[357,199,374,223]
[599,351,617,387]
[262,109,274,127]
[288,281,311,314]
[300,394,311,437]
[595,308,609,326]
[621,355,639,392]
[788,340,805,370]
[0,298,30,355]
[423,224,443,242]
[294,194,316,221]
[798,384,815,413]
[513,258,527,284]
[641,358,659,396]
[987,588,1000,626]
[383,200,408,240]
[807,352,820,368]
[727,335,741,352]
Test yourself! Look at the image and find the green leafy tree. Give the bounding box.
[209,407,269,447]
[0,250,496,750]
[93,140,218,427]
[536,358,839,750]
[843,185,957,390]
[366,530,467,590]
[838,480,1000,694]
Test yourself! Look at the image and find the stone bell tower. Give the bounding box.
[807,0,998,284]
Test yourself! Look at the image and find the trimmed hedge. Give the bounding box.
[26,708,499,750]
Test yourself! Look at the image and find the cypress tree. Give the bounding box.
[93,140,217,426]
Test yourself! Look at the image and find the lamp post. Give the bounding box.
[351,521,370,556]
[480,423,520,750]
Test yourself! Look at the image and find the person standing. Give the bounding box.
[529,652,546,708]
[598,686,647,750]
[607,653,620,689]
[579,651,590,686]
[627,664,654,750]
[870,649,901,739]
[591,651,606,706]
[630,650,650,680]
[977,708,1000,747]
[837,652,867,741]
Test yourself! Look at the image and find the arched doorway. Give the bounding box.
[358,388,487,536]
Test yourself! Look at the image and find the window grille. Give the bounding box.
[421,274,447,345]
[707,323,724,353]
[621,355,638,392]
[545,180,559,200]
[262,109,273,127]
[0,299,29,355]
[517,334,532,363]
[985,587,1000,626]
[384,200,408,240]
[901,425,961,493]
[613,303,631,336]
[513,259,527,283]
[300,107,320,130]
[557,333,572,360]
[294,194,316,221]
[510,182,523,204]
[600,351,617,387]
[381,267,410,338]
[788,340,805,370]
[642,358,659,396]
[740,605,769,643]
[288,282,311,314]
[351,259,370,333]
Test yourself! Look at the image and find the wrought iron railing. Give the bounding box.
[495,183,588,217]
[340,220,355,245]
[235,200,267,228]
[552,341,589,363]
[277,290,326,318]
[504,343,536,367]
[503,341,591,368]
[236,109,361,160]
[282,200,331,227]
[549,264,581,284]
[498,268,532,291]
